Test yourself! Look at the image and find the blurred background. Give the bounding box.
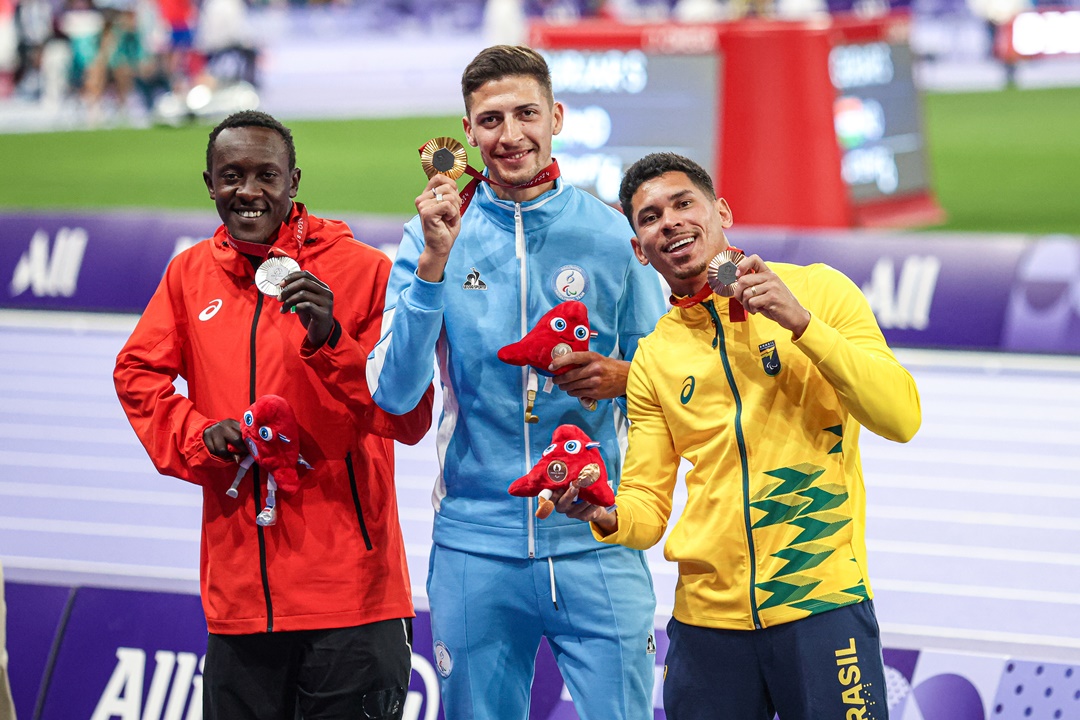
[1,0,1079,718]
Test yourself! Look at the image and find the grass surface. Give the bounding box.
[922,86,1080,235]
[2,86,1078,234]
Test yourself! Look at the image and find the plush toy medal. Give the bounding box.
[508,424,614,519]
[226,394,312,527]
[497,301,598,423]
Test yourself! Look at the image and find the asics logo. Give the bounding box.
[199,299,223,321]
[680,376,696,405]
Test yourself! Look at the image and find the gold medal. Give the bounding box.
[420,136,468,180]
[255,256,301,298]
[707,249,745,297]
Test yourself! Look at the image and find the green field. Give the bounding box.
[2,86,1078,235]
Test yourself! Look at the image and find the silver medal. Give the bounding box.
[255,256,301,298]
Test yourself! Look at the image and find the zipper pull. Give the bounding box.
[514,203,524,261]
[704,300,720,349]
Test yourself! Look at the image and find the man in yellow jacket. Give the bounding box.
[557,152,921,720]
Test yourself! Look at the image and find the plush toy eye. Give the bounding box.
[550,317,567,332]
[243,411,254,426]
[574,325,589,341]
[542,443,557,456]
[563,440,582,454]
[259,426,273,441]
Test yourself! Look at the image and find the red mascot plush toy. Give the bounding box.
[226,394,312,526]
[497,301,598,423]
[508,424,615,519]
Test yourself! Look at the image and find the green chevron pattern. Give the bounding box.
[769,545,834,577]
[786,513,852,545]
[751,459,864,617]
[756,575,822,609]
[825,424,843,454]
[750,498,810,528]
[795,485,849,515]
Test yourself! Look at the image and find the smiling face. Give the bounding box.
[462,74,563,202]
[629,171,733,297]
[203,126,300,244]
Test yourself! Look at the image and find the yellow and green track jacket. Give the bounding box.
[598,261,921,630]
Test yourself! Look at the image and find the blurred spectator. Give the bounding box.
[194,0,256,86]
[156,0,194,89]
[0,0,16,96]
[13,0,57,99]
[58,0,104,99]
[82,5,146,120]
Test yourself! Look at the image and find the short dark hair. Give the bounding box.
[619,153,717,223]
[461,45,553,115]
[206,110,296,172]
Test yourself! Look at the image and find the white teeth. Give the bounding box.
[666,238,694,252]
[238,210,263,218]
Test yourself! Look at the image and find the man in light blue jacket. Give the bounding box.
[367,45,665,719]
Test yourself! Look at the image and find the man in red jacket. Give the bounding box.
[114,110,434,719]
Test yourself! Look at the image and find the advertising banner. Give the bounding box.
[2,211,1079,354]
[7,580,1080,719]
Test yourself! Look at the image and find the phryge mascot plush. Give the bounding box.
[508,424,615,519]
[497,301,598,423]
[226,394,311,526]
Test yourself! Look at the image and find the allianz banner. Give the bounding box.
[2,211,1079,354]
[7,581,1080,719]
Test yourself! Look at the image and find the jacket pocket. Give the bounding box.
[345,451,374,551]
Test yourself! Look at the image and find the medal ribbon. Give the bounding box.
[226,203,310,259]
[416,143,561,214]
[670,246,748,322]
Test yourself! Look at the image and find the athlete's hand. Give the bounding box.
[416,175,462,283]
[279,271,335,347]
[735,254,811,339]
[551,485,618,534]
[549,352,630,401]
[203,419,245,463]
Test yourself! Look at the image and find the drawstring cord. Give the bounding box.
[548,557,558,610]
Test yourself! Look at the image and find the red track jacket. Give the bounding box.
[114,204,433,634]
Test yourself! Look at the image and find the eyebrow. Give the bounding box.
[636,189,695,219]
[476,102,541,118]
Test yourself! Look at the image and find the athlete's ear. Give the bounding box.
[714,197,733,228]
[203,170,214,199]
[551,101,564,136]
[462,116,477,147]
[290,168,301,199]
[630,236,649,267]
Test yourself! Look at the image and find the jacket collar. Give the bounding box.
[211,203,322,278]
[473,178,571,232]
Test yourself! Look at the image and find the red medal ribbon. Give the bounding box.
[416,142,560,214]
[226,203,310,259]
[670,283,713,309]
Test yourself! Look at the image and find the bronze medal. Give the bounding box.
[420,137,468,180]
[707,249,745,297]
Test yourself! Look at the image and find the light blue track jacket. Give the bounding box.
[368,179,666,559]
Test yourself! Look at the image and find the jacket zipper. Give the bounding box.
[249,291,274,633]
[515,202,539,558]
[704,300,761,629]
[346,451,374,550]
